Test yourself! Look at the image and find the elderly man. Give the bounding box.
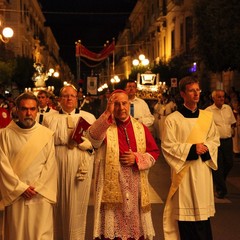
[43,85,96,240]
[206,90,236,199]
[0,92,57,240]
[87,89,160,240]
[161,76,220,240]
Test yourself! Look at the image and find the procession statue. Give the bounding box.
[32,63,48,87]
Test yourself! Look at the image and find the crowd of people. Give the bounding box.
[0,77,239,240]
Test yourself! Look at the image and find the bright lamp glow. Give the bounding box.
[2,27,14,38]
[132,59,139,66]
[142,59,149,66]
[53,72,59,78]
[49,68,54,74]
[0,27,14,43]
[139,54,145,61]
[132,54,149,67]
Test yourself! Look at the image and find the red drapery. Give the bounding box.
[75,40,115,61]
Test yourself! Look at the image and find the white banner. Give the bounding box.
[87,76,97,95]
[171,78,178,87]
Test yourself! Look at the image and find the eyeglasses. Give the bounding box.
[61,94,77,99]
[186,89,202,94]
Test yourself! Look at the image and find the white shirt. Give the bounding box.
[129,97,154,127]
[36,107,58,123]
[205,103,236,139]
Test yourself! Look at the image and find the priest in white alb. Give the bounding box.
[43,85,96,240]
[0,92,57,240]
[161,76,220,240]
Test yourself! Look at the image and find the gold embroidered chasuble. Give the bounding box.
[101,117,151,211]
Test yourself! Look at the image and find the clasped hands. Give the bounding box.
[119,151,136,167]
[22,186,37,200]
[196,143,208,155]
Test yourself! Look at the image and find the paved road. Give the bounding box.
[86,155,240,240]
[0,155,239,239]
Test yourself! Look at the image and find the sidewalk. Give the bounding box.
[86,156,240,240]
[147,155,240,240]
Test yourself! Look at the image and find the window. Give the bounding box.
[186,16,193,50]
[171,30,175,52]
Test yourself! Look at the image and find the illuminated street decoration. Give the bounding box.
[132,54,167,99]
[75,39,115,88]
[136,71,167,99]
[32,63,49,87]
[75,40,115,61]
[25,63,59,93]
[132,54,150,67]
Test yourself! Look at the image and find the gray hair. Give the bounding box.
[211,89,225,99]
[15,92,39,108]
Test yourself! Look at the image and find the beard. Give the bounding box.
[22,118,35,128]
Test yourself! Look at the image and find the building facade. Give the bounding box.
[114,0,239,93]
[0,0,73,92]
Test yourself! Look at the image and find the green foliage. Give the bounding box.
[194,0,240,72]
[0,60,15,85]
[151,55,195,85]
[45,76,63,96]
[152,61,171,83]
[129,55,196,86]
[168,54,195,79]
[129,65,149,81]
[11,56,35,91]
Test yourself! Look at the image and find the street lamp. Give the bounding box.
[0,27,14,43]
[48,68,60,78]
[132,54,149,67]
[110,75,120,84]
[98,83,108,92]
[110,75,120,90]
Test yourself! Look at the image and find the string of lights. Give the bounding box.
[0,8,188,15]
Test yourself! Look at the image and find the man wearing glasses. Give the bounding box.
[161,76,220,240]
[43,85,96,240]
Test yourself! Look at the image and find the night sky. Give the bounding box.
[39,0,137,75]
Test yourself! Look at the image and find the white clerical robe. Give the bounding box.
[161,110,220,240]
[43,110,96,240]
[0,121,57,240]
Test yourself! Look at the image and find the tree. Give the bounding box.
[45,76,63,96]
[0,60,15,86]
[194,0,240,72]
[168,54,196,80]
[129,65,149,81]
[151,61,171,84]
[0,44,15,87]
[151,55,194,86]
[11,56,35,91]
